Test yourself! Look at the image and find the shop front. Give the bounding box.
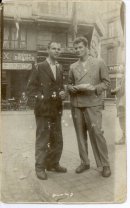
[106,64,124,98]
[1,51,36,101]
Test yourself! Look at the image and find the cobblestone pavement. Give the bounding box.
[1,105,127,203]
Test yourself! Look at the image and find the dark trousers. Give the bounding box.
[71,106,109,167]
[35,115,63,171]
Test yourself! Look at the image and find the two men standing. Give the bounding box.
[27,37,111,180]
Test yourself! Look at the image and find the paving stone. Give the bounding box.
[1,109,126,203]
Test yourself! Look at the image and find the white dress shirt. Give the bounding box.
[46,58,57,79]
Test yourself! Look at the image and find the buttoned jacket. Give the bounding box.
[27,60,64,117]
[68,56,110,107]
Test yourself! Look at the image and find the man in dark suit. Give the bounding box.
[27,42,67,180]
[68,37,111,177]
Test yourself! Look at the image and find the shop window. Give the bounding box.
[106,78,116,98]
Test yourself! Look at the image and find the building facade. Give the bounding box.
[1,0,124,102]
[100,1,125,98]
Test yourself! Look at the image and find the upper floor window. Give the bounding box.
[3,26,10,49]
[37,1,68,16]
[3,25,27,49]
[20,27,26,49]
[37,2,48,14]
[107,47,117,65]
[37,30,67,50]
[37,30,52,50]
[10,27,19,49]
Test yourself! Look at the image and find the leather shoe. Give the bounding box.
[102,166,111,177]
[47,165,67,173]
[36,170,47,180]
[75,164,90,174]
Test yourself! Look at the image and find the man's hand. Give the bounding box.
[59,91,66,100]
[74,84,96,92]
[68,85,78,93]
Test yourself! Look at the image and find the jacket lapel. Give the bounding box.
[44,60,55,82]
[76,59,91,82]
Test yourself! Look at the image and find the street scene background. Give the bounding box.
[0,0,127,204]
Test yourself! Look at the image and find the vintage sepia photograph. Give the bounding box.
[0,0,127,204]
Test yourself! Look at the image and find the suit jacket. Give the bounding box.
[68,56,110,107]
[27,60,64,117]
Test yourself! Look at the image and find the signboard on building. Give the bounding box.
[3,52,36,62]
[108,65,124,73]
[2,63,32,70]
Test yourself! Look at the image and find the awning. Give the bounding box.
[2,62,32,70]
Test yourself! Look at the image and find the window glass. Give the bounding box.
[37,2,48,14]
[20,28,26,41]
[4,26,9,40]
[20,27,26,49]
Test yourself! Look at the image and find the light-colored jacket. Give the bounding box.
[68,56,110,107]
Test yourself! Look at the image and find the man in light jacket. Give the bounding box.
[68,37,111,177]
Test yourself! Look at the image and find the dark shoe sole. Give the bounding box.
[102,171,111,177]
[55,170,67,173]
[47,168,67,173]
[102,173,111,177]
[36,175,48,180]
[36,173,48,180]
[75,166,90,174]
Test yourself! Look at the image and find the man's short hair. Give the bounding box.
[48,41,61,49]
[73,37,88,47]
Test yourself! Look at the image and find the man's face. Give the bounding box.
[48,42,61,59]
[74,42,88,58]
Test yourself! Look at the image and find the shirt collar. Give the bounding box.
[46,57,58,66]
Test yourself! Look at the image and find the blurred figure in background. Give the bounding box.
[111,2,126,145]
[20,92,28,103]
[19,92,28,110]
[111,75,125,144]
